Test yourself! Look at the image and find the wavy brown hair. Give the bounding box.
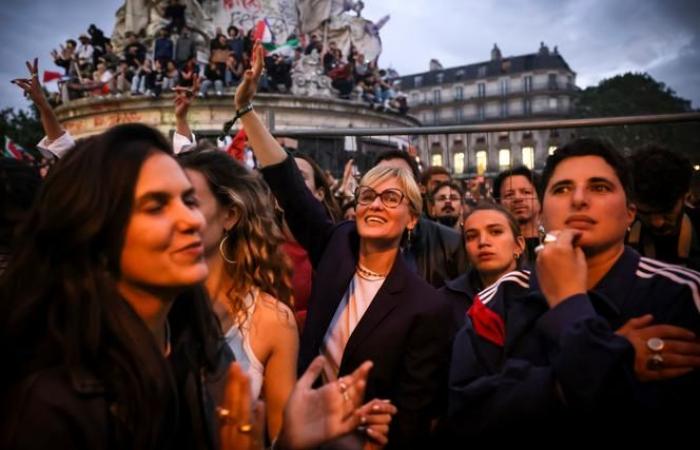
[178,147,294,324]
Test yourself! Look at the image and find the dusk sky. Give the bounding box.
[1,0,698,111]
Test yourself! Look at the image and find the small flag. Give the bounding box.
[3,136,30,160]
[43,70,63,83]
[253,19,275,50]
[226,128,248,162]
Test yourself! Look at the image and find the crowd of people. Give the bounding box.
[2,40,700,449]
[46,19,407,113]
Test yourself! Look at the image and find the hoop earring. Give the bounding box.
[513,252,521,261]
[219,234,236,265]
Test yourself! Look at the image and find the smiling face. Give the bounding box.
[464,209,524,280]
[118,153,208,293]
[355,176,418,248]
[542,155,636,256]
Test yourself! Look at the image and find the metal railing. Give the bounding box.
[270,112,700,137]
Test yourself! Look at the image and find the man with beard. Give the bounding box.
[628,145,700,270]
[493,166,541,263]
[429,181,464,230]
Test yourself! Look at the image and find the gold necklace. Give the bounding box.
[356,263,387,279]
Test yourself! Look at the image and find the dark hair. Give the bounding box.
[492,165,539,201]
[373,149,421,182]
[0,124,221,449]
[293,153,342,222]
[66,39,77,47]
[420,166,451,187]
[178,147,295,314]
[462,201,523,241]
[630,144,692,210]
[429,180,464,204]
[0,158,41,250]
[540,137,632,202]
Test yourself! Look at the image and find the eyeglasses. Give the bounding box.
[355,186,406,209]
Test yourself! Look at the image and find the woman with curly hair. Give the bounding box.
[178,147,298,442]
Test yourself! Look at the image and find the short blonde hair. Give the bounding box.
[360,165,422,216]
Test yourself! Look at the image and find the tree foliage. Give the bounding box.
[0,105,43,152]
[574,72,699,160]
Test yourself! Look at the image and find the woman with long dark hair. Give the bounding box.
[0,123,227,449]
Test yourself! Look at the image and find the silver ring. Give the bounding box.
[646,353,664,371]
[647,337,665,352]
[543,232,557,244]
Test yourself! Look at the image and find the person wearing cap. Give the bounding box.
[76,34,94,72]
[447,137,700,443]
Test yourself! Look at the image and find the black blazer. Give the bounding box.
[262,156,456,449]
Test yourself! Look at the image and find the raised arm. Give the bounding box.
[233,41,335,264]
[234,41,286,167]
[12,58,72,157]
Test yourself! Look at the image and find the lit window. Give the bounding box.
[499,149,511,170]
[548,145,557,155]
[522,146,535,169]
[549,97,558,109]
[454,152,465,174]
[431,153,443,167]
[476,151,487,175]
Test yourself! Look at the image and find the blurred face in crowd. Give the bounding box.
[431,185,462,227]
[463,209,524,283]
[118,153,208,296]
[542,156,636,257]
[635,198,684,236]
[185,168,238,258]
[425,173,450,195]
[294,157,324,201]
[355,176,418,248]
[499,175,540,226]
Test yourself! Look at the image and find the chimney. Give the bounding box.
[491,43,502,61]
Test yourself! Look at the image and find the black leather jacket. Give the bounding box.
[402,217,469,289]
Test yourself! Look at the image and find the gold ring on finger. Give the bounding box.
[237,423,253,434]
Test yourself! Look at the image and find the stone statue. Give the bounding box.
[290,51,336,98]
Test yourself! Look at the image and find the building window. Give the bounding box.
[433,89,441,104]
[476,151,487,175]
[524,98,532,115]
[455,69,465,80]
[411,92,419,105]
[477,83,486,98]
[414,75,422,88]
[431,153,443,167]
[500,100,508,117]
[436,73,444,84]
[478,104,485,121]
[455,107,464,122]
[548,145,558,155]
[524,76,532,92]
[500,79,509,96]
[549,97,558,110]
[454,86,463,101]
[433,109,440,124]
[498,149,511,171]
[548,73,558,90]
[566,75,573,89]
[521,146,535,169]
[478,65,487,77]
[422,112,429,123]
[454,152,465,174]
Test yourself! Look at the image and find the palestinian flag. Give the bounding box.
[3,136,27,160]
[268,37,301,58]
[253,19,275,51]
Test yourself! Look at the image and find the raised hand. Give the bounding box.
[276,356,373,450]
[11,58,48,107]
[616,314,700,382]
[235,40,264,110]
